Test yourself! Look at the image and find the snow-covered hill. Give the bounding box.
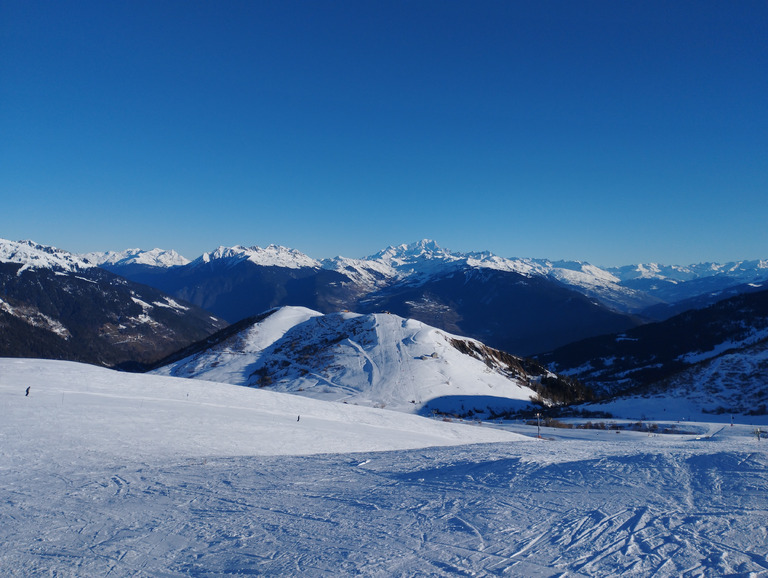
[153,306,587,416]
[3,357,767,576]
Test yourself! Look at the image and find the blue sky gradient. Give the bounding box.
[1,0,766,265]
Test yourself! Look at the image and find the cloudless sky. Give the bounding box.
[1,0,766,266]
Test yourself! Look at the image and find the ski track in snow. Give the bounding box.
[4,444,768,577]
[2,360,768,576]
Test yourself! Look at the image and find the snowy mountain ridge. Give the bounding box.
[170,239,768,313]
[192,244,321,270]
[10,236,765,303]
[7,238,768,325]
[7,234,755,289]
[84,247,190,268]
[83,238,626,290]
[337,240,654,314]
[316,239,638,308]
[608,259,768,284]
[0,238,95,274]
[0,239,227,367]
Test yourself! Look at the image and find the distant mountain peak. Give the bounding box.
[0,238,95,274]
[197,244,320,269]
[371,239,448,260]
[367,240,463,277]
[84,248,190,268]
[608,260,768,285]
[407,238,443,254]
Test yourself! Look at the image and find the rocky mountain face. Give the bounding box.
[0,240,227,368]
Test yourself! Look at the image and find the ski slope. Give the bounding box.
[2,358,768,576]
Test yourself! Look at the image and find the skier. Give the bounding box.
[297,415,300,422]
[25,386,30,397]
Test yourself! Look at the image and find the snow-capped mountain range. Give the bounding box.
[609,260,768,284]
[10,237,761,300]
[83,247,190,268]
[89,239,642,354]
[85,238,765,354]
[2,236,767,420]
[5,236,768,359]
[90,239,768,315]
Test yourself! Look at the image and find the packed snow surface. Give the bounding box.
[3,358,768,576]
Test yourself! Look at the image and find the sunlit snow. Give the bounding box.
[2,358,767,576]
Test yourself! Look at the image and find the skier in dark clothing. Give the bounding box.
[25,386,30,396]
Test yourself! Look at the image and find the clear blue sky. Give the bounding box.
[1,0,766,266]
